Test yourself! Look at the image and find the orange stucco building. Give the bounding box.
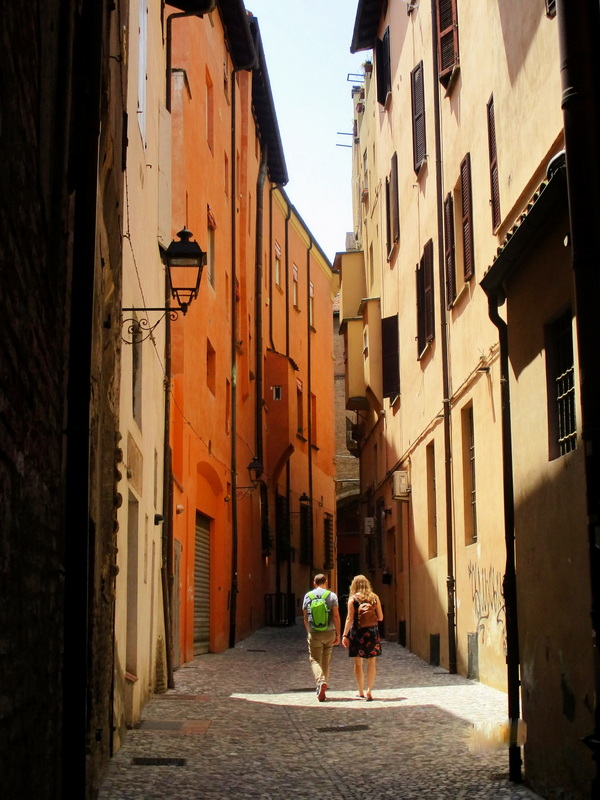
[167,4,337,665]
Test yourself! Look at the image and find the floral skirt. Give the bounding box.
[348,625,382,658]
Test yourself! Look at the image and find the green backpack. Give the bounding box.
[308,589,331,630]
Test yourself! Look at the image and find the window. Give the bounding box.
[546,309,577,458]
[487,95,501,230]
[411,61,426,173]
[323,514,334,570]
[207,205,216,287]
[436,0,459,88]
[299,502,313,565]
[545,0,556,18]
[309,282,315,328]
[272,385,282,401]
[381,314,400,399]
[206,70,214,150]
[427,441,438,558]
[311,393,318,444]
[444,154,475,306]
[416,239,435,358]
[462,404,477,544]
[386,152,400,257]
[275,242,282,287]
[296,379,304,436]
[206,338,216,395]
[460,153,475,281]
[376,27,391,106]
[293,264,299,308]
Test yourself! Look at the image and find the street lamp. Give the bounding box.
[247,457,264,488]
[122,227,206,343]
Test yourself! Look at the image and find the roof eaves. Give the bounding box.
[481,153,568,296]
[248,15,288,186]
[351,0,385,53]
[216,0,256,70]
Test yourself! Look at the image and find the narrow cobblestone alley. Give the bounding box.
[98,623,544,800]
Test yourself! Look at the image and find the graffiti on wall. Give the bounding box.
[468,561,507,653]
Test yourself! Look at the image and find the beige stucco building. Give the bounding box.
[338,2,597,797]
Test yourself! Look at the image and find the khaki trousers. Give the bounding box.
[307,628,336,686]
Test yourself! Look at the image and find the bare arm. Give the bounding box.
[332,606,341,646]
[342,596,356,648]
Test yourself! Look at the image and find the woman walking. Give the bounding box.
[341,574,383,700]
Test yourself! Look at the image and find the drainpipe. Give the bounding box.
[161,304,174,689]
[431,0,457,674]
[486,291,522,783]
[306,238,314,567]
[229,49,257,648]
[556,2,600,788]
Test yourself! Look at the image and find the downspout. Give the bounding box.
[161,305,174,689]
[431,0,457,674]
[306,237,314,567]
[229,49,257,648]
[486,291,521,783]
[229,66,239,649]
[556,2,600,787]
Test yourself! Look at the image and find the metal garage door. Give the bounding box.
[193,513,211,655]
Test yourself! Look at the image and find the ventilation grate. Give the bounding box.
[132,757,186,767]
[316,724,369,733]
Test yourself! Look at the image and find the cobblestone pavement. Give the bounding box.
[98,623,544,800]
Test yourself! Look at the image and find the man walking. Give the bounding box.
[302,574,341,702]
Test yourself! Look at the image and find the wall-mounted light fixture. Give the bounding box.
[299,492,310,505]
[236,458,264,498]
[122,227,206,343]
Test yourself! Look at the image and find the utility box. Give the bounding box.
[392,470,410,499]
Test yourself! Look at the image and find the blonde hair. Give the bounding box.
[349,574,377,604]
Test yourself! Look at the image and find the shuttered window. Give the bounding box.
[386,152,400,257]
[376,27,391,106]
[411,61,426,172]
[487,95,501,230]
[460,153,475,280]
[382,314,400,399]
[416,239,435,358]
[437,0,459,87]
[444,193,456,307]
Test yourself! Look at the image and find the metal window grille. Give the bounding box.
[553,314,577,455]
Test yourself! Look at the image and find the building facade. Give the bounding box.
[339,1,598,797]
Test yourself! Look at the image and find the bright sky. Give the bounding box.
[246,1,370,264]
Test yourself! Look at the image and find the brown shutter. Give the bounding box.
[444,193,456,306]
[424,239,435,341]
[382,314,400,399]
[437,0,459,85]
[460,153,475,280]
[385,176,392,256]
[487,96,501,230]
[411,61,426,171]
[391,152,400,244]
[416,262,425,357]
[376,28,391,106]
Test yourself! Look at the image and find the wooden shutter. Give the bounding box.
[376,28,391,106]
[487,96,501,230]
[385,176,392,256]
[411,61,426,171]
[444,193,456,307]
[460,153,475,280]
[417,241,435,358]
[424,239,435,342]
[382,314,400,399]
[437,0,459,85]
[391,152,400,244]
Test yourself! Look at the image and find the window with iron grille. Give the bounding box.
[376,27,391,106]
[299,503,313,565]
[487,95,501,231]
[436,0,459,88]
[323,513,334,570]
[416,239,435,358]
[411,61,426,172]
[545,0,556,18]
[546,309,577,459]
